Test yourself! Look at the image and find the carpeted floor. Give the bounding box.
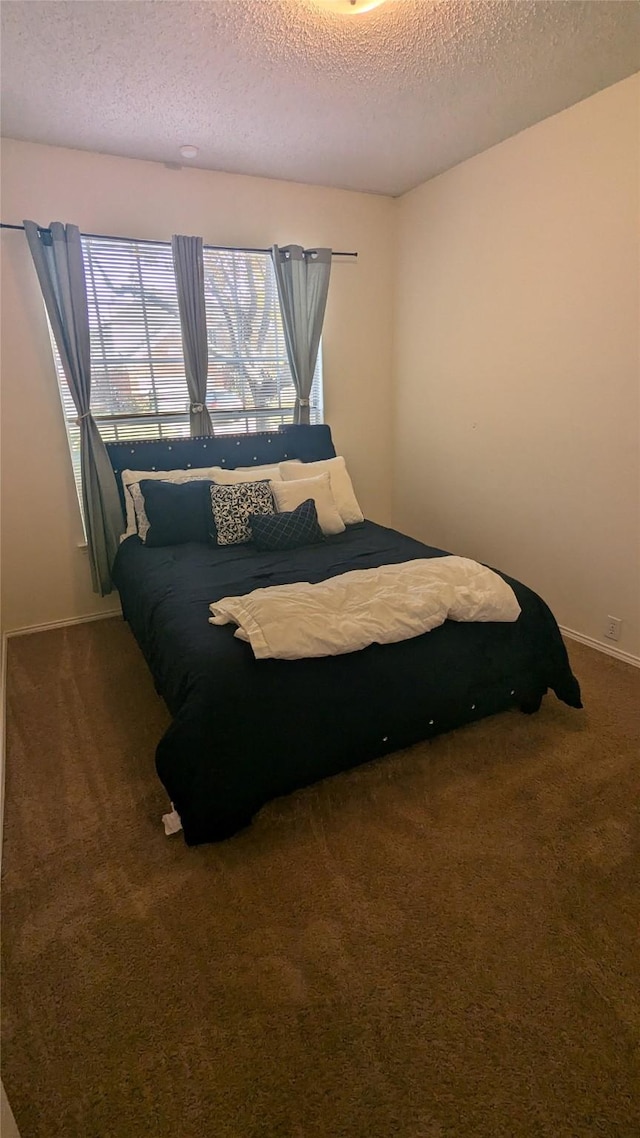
[2,618,639,1138]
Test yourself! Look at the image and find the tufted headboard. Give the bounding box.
[105,423,337,515]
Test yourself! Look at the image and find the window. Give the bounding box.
[202,247,322,432]
[51,236,323,506]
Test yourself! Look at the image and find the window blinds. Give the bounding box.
[50,236,322,508]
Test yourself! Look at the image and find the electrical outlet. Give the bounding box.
[605,616,622,641]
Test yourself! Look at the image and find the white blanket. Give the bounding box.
[208,556,521,661]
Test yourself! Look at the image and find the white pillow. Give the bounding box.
[213,465,282,485]
[120,463,283,539]
[120,466,225,540]
[271,473,345,536]
[279,457,364,525]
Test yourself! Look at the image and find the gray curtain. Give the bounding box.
[23,220,123,596]
[171,234,213,436]
[271,244,331,425]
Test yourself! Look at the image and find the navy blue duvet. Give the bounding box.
[112,521,581,845]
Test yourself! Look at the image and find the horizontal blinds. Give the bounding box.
[54,236,190,448]
[202,247,321,419]
[83,236,187,420]
[49,237,322,511]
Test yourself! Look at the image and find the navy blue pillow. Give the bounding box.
[250,498,324,552]
[139,479,214,547]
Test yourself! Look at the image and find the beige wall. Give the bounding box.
[2,77,639,655]
[394,75,640,660]
[0,141,395,632]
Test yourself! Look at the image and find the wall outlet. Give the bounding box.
[605,616,622,641]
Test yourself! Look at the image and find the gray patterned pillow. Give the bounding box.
[210,480,275,546]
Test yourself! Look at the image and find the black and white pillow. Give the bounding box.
[250,498,324,552]
[210,480,275,546]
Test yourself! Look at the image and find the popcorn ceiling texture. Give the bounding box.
[1,0,638,195]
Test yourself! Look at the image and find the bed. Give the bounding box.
[108,424,582,845]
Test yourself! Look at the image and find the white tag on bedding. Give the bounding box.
[162,805,183,836]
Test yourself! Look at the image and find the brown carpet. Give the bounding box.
[2,619,639,1138]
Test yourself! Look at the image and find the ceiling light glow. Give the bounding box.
[179,144,199,159]
[316,0,387,14]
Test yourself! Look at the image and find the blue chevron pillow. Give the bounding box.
[250,498,324,552]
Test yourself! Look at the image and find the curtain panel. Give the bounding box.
[171,234,213,437]
[23,220,123,596]
[271,244,331,425]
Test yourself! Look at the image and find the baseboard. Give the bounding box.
[560,626,640,669]
[5,609,122,639]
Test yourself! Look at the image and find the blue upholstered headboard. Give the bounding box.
[105,423,336,514]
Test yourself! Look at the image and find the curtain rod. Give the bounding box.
[0,222,357,258]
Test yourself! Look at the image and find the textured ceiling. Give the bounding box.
[1,0,639,196]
